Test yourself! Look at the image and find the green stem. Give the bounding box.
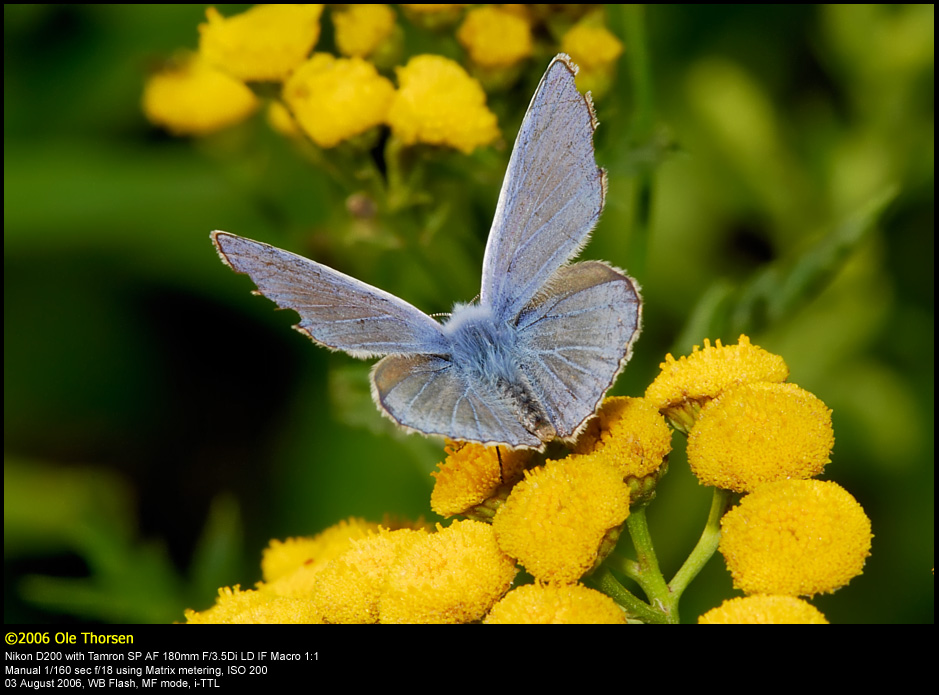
[669,487,734,599]
[384,135,410,212]
[590,566,664,624]
[624,507,678,622]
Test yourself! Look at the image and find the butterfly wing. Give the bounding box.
[515,261,641,439]
[212,231,448,358]
[371,354,543,448]
[480,54,606,321]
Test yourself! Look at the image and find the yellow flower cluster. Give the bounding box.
[645,334,870,620]
[284,53,395,148]
[698,595,829,624]
[184,518,515,624]
[186,332,872,623]
[198,4,325,82]
[144,4,629,159]
[457,6,533,70]
[719,480,872,597]
[646,335,834,493]
[387,55,500,154]
[332,4,397,60]
[144,5,501,153]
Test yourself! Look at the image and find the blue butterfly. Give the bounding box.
[212,54,641,450]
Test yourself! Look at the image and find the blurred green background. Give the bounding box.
[4,5,933,624]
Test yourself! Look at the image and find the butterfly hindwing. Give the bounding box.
[515,261,641,438]
[371,354,542,448]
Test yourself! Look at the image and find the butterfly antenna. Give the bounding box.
[497,446,505,485]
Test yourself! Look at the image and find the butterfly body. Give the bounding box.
[441,301,557,441]
[212,54,641,451]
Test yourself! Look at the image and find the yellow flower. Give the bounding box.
[387,55,500,154]
[198,4,324,82]
[184,585,320,624]
[457,6,533,69]
[380,520,517,623]
[142,53,259,136]
[493,456,630,584]
[560,23,624,98]
[698,595,829,624]
[485,582,627,624]
[645,335,790,432]
[260,518,380,582]
[310,528,427,624]
[333,4,397,60]
[561,23,624,72]
[283,53,395,148]
[687,382,834,492]
[574,396,672,481]
[719,480,873,597]
[430,441,533,519]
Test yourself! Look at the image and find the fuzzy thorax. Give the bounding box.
[443,302,555,442]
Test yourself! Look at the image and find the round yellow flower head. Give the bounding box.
[333,4,398,61]
[561,23,624,72]
[142,53,259,136]
[261,517,380,582]
[184,585,320,624]
[720,480,873,597]
[493,455,630,584]
[198,4,324,82]
[283,53,395,148]
[457,6,533,69]
[645,335,790,432]
[574,397,672,502]
[387,55,500,154]
[485,582,627,624]
[698,595,828,624]
[687,382,834,492]
[310,528,427,624]
[560,23,624,98]
[431,441,533,519]
[380,520,517,623]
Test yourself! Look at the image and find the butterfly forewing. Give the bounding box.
[212,232,447,358]
[479,54,606,321]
